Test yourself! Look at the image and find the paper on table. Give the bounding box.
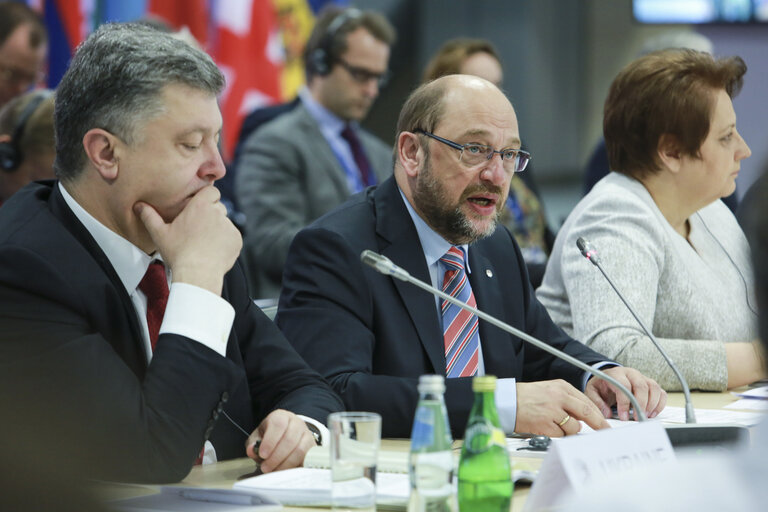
[725,399,768,411]
[111,486,282,511]
[303,443,409,473]
[233,467,409,508]
[732,385,768,400]
[655,406,764,426]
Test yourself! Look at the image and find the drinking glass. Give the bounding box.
[328,411,382,511]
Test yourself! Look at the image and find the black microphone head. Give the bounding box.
[576,237,587,254]
[576,237,599,265]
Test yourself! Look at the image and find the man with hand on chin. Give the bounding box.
[277,75,666,438]
[0,23,342,483]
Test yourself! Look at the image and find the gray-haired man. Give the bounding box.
[0,23,342,483]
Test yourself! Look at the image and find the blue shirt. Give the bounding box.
[299,88,369,193]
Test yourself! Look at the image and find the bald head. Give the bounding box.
[394,74,516,169]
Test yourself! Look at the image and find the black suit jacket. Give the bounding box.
[0,181,343,483]
[277,177,610,438]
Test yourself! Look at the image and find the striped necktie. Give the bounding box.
[440,247,480,378]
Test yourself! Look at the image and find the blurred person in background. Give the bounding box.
[235,7,395,299]
[538,49,764,391]
[423,38,554,287]
[0,1,47,109]
[0,89,55,206]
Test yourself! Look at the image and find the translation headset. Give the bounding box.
[308,7,363,76]
[0,90,52,172]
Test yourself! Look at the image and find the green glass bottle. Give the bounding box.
[408,375,456,512]
[457,375,512,512]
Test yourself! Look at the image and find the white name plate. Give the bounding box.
[523,421,675,511]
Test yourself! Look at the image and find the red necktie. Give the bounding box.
[138,261,169,351]
[340,125,376,187]
[139,261,205,464]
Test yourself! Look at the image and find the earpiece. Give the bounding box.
[308,8,363,76]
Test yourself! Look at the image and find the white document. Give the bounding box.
[111,486,282,511]
[523,421,675,512]
[233,467,409,508]
[656,406,765,426]
[725,399,768,411]
[732,385,768,400]
[303,444,409,473]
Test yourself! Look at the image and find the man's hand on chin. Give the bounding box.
[134,185,242,296]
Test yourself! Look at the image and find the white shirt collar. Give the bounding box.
[58,182,159,295]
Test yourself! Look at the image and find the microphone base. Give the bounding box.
[664,423,749,450]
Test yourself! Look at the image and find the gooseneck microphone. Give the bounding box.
[575,237,696,424]
[360,249,649,422]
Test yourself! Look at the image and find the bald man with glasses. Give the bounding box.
[235,7,396,300]
[276,75,666,438]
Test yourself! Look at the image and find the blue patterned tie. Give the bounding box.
[440,247,480,378]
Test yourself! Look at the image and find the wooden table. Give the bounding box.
[98,389,761,511]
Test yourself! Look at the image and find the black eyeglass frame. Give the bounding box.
[416,130,531,173]
[335,58,390,88]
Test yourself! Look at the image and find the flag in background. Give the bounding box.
[32,0,345,162]
[210,0,282,161]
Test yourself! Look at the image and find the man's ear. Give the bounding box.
[657,133,683,173]
[397,131,424,178]
[82,128,121,180]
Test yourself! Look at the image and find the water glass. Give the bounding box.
[328,411,382,511]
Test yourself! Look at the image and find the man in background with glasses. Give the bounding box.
[235,7,395,300]
[277,74,665,438]
[0,2,47,110]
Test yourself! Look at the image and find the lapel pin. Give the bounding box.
[485,269,493,278]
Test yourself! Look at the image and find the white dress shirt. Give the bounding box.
[59,183,235,361]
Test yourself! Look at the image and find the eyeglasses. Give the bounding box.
[417,130,531,174]
[336,58,390,88]
[0,61,46,88]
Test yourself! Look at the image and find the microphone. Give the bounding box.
[576,237,695,424]
[360,249,649,422]
[576,237,748,447]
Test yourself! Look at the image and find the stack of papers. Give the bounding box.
[112,486,282,511]
[727,385,768,411]
[233,467,409,508]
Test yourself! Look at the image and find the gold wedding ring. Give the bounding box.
[557,414,570,427]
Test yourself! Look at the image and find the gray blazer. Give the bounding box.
[536,172,757,391]
[234,103,392,299]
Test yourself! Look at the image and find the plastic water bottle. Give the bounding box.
[408,375,457,512]
[457,375,512,512]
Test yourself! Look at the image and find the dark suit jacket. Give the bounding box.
[0,181,343,483]
[277,176,610,438]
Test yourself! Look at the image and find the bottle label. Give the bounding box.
[463,421,506,454]
[411,406,435,451]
